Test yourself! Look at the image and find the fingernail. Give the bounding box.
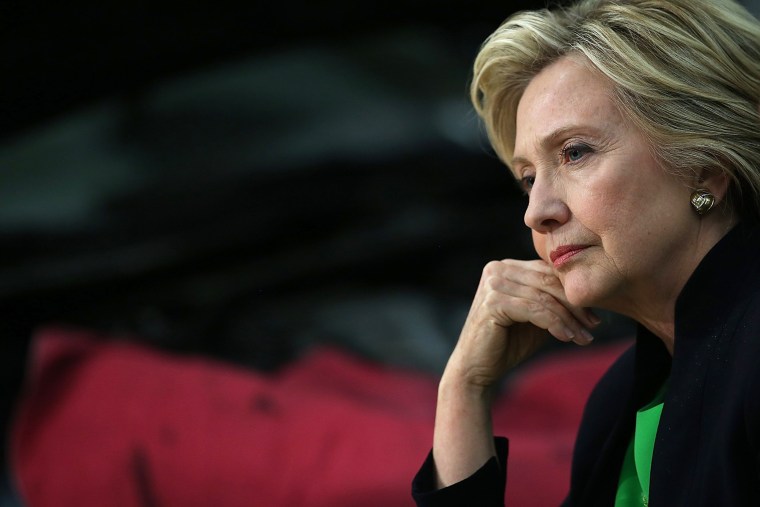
[588,312,602,326]
[564,327,576,341]
[581,329,595,342]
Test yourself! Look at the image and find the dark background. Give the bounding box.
[7,0,757,501]
[0,2,549,490]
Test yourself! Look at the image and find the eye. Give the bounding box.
[561,143,592,164]
[519,175,535,194]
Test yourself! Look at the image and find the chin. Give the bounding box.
[565,291,597,309]
[561,274,603,308]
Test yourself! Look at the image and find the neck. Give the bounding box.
[610,296,677,355]
[604,216,737,357]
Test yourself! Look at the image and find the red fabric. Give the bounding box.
[10,327,631,507]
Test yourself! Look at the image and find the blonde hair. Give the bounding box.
[471,0,760,219]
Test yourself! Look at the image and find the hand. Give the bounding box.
[445,258,599,391]
[432,258,599,487]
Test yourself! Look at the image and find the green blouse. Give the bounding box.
[614,385,667,507]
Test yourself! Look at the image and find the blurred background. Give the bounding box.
[2,0,758,505]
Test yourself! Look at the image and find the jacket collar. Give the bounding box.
[675,222,760,345]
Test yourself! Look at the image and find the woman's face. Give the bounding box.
[512,55,704,314]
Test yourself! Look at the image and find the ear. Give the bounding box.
[696,167,730,204]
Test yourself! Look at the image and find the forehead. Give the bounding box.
[514,56,623,158]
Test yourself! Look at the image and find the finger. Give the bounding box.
[494,260,600,331]
[585,308,602,327]
[486,282,593,345]
[505,293,592,344]
[482,261,585,338]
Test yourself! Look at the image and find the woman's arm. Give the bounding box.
[432,259,598,488]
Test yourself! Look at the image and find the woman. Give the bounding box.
[412,0,760,505]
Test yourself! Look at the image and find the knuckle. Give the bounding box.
[537,290,554,306]
[483,290,500,307]
[548,313,564,327]
[541,273,560,288]
[525,299,544,315]
[482,260,502,277]
[482,274,500,292]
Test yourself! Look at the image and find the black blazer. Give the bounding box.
[412,224,760,506]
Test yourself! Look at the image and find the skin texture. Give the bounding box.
[514,55,730,346]
[432,55,736,488]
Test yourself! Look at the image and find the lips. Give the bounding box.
[549,245,588,267]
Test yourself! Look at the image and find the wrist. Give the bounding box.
[438,366,497,408]
[433,366,497,488]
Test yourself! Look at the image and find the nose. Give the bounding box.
[523,175,570,233]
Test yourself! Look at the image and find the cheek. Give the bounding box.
[532,231,549,262]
